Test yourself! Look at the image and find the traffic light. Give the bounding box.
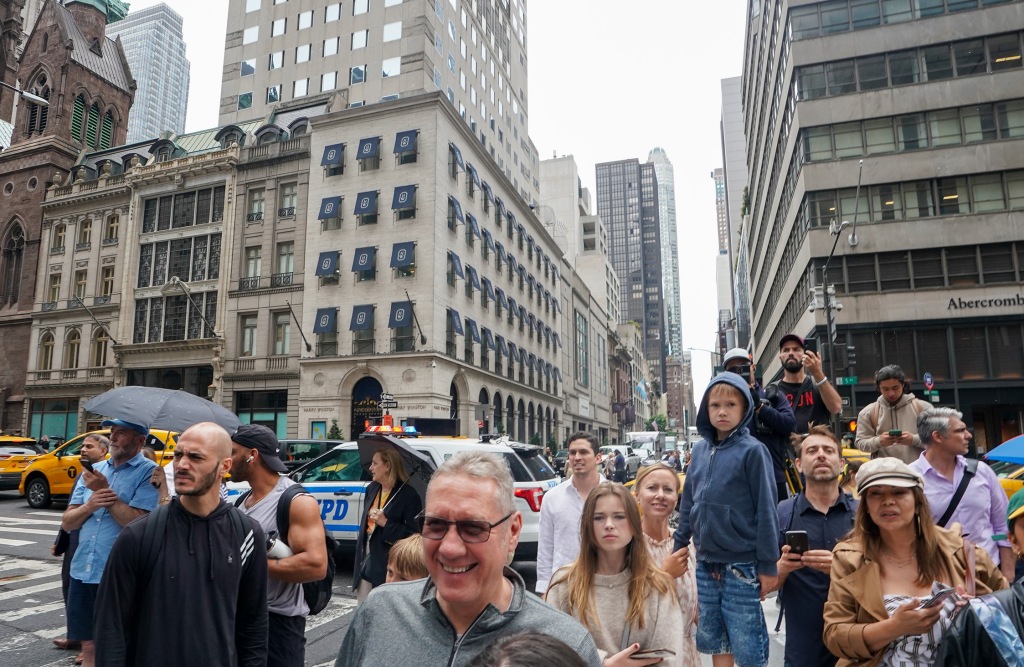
[845,344,857,368]
[840,418,857,443]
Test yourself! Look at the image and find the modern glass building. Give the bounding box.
[107,2,190,143]
[648,147,684,360]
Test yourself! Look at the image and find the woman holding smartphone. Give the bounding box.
[546,483,683,667]
[824,458,1007,666]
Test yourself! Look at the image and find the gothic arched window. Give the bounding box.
[1,224,25,306]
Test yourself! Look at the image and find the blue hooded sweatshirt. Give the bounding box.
[672,372,780,576]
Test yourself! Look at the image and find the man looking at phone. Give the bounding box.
[772,334,842,434]
[855,365,931,463]
[772,425,856,667]
[61,420,158,667]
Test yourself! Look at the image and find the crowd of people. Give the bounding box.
[42,332,1024,666]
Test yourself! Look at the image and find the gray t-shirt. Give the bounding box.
[240,476,307,617]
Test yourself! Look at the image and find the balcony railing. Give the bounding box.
[234,357,255,372]
[246,211,264,222]
[270,272,293,287]
[238,276,260,291]
[76,242,91,252]
[352,340,375,355]
[316,342,338,357]
[50,246,64,255]
[392,337,415,353]
[102,237,118,246]
[94,295,111,306]
[67,298,84,309]
[41,301,57,312]
[278,207,296,217]
[267,356,289,370]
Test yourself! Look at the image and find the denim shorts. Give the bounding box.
[694,561,769,667]
[66,578,100,641]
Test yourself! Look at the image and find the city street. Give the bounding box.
[0,491,783,666]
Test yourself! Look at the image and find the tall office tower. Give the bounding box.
[219,0,539,203]
[596,158,666,390]
[647,147,684,359]
[107,3,190,143]
[712,167,734,355]
[720,76,751,348]
[742,1,1024,448]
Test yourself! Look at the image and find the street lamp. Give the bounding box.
[0,80,49,106]
[160,276,217,336]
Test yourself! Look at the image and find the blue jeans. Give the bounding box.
[694,561,769,667]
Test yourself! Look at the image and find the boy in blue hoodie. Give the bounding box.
[673,372,779,667]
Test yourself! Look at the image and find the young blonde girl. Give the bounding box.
[546,483,683,667]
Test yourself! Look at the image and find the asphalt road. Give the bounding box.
[0,490,782,666]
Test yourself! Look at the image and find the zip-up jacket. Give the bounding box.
[855,391,931,463]
[334,567,601,667]
[673,372,780,575]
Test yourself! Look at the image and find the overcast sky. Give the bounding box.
[125,0,749,393]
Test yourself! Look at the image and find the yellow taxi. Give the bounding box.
[18,429,177,508]
[843,447,870,466]
[0,436,45,492]
[987,459,1024,499]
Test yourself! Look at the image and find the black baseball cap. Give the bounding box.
[231,424,288,473]
[779,334,805,351]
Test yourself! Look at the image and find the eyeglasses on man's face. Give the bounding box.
[416,511,514,543]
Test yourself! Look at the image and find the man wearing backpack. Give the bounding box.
[230,424,328,667]
[94,422,268,667]
[855,364,931,463]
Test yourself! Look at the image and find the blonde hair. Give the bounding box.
[387,534,427,580]
[546,483,674,632]
[374,448,410,485]
[632,463,681,496]
[707,381,746,410]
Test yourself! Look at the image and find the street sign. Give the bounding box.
[380,392,394,401]
[836,376,858,385]
[923,373,934,390]
[379,400,398,409]
[841,397,850,407]
[930,394,940,403]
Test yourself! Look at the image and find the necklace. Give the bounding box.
[882,549,917,568]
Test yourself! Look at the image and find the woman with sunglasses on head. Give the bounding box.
[353,448,422,604]
[546,483,683,666]
[823,457,1007,666]
[632,464,699,666]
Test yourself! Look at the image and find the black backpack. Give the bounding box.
[236,484,337,615]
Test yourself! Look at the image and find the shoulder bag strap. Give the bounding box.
[937,459,979,528]
[276,484,304,545]
[962,536,977,597]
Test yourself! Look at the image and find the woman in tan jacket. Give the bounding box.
[823,458,1007,667]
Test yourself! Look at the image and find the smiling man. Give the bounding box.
[335,451,601,667]
[536,431,605,594]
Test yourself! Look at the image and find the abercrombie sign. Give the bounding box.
[947,294,1024,310]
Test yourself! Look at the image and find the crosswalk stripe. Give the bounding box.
[0,579,63,601]
[0,567,63,585]
[0,516,64,526]
[0,555,63,572]
[0,526,62,536]
[27,511,65,517]
[0,600,65,621]
[305,596,357,632]
[0,538,33,546]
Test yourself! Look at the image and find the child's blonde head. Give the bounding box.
[707,381,746,409]
[386,534,427,583]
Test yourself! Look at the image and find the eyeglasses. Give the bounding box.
[416,511,514,543]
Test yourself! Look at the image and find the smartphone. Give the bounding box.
[80,458,94,473]
[888,429,903,437]
[803,338,818,355]
[632,649,676,660]
[920,588,956,609]
[785,530,809,555]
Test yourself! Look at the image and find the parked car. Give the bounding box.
[18,429,177,508]
[229,432,559,561]
[987,458,1024,498]
[599,446,642,480]
[0,437,46,491]
[279,439,340,471]
[553,449,570,475]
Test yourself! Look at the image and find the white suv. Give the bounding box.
[233,435,558,561]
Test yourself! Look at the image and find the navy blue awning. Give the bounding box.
[544,325,552,343]
[519,305,527,321]
[553,332,561,348]
[466,265,481,291]
[482,327,495,350]
[394,130,418,154]
[448,251,465,280]
[527,353,536,370]
[553,298,561,314]
[507,212,516,229]
[482,277,495,301]
[448,195,464,223]
[496,334,508,356]
[543,361,551,378]
[321,143,343,166]
[507,254,517,273]
[481,229,495,251]
[508,297,518,316]
[528,274,536,290]
[392,185,416,210]
[466,163,481,187]
[466,213,481,238]
[389,301,413,328]
[508,342,521,363]
[496,288,507,308]
[391,242,415,268]
[466,318,480,343]
[449,143,465,169]
[318,196,341,220]
[314,250,340,276]
[517,264,527,280]
[528,313,535,332]
[481,181,494,204]
[553,367,562,382]
[350,305,374,331]
[357,137,380,159]
[351,246,376,272]
[448,308,464,336]
[495,198,505,218]
[527,234,534,249]
[495,242,506,262]
[552,266,559,282]
[313,307,337,333]
[353,191,378,215]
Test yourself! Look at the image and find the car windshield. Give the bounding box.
[516,450,558,480]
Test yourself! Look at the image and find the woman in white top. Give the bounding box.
[546,483,683,667]
[632,464,699,666]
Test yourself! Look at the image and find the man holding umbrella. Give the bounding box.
[61,419,158,667]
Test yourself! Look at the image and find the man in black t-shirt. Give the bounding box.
[772,334,842,434]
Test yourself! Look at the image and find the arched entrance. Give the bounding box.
[527,402,536,442]
[506,395,515,439]
[478,388,490,432]
[450,382,459,433]
[517,399,526,440]
[492,391,503,433]
[351,376,383,437]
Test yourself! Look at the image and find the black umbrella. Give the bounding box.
[357,433,435,502]
[83,387,242,434]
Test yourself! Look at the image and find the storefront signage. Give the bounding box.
[947,294,1024,310]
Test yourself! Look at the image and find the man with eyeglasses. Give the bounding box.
[335,450,601,667]
[723,348,796,502]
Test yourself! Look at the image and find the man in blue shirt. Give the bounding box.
[772,425,856,667]
[61,419,158,667]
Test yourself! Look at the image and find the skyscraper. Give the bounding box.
[647,147,683,360]
[742,0,1024,448]
[218,0,539,203]
[596,158,666,390]
[107,3,190,142]
[720,76,751,348]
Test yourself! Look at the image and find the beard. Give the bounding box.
[806,468,841,483]
[177,465,223,497]
[782,357,803,373]
[229,457,251,482]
